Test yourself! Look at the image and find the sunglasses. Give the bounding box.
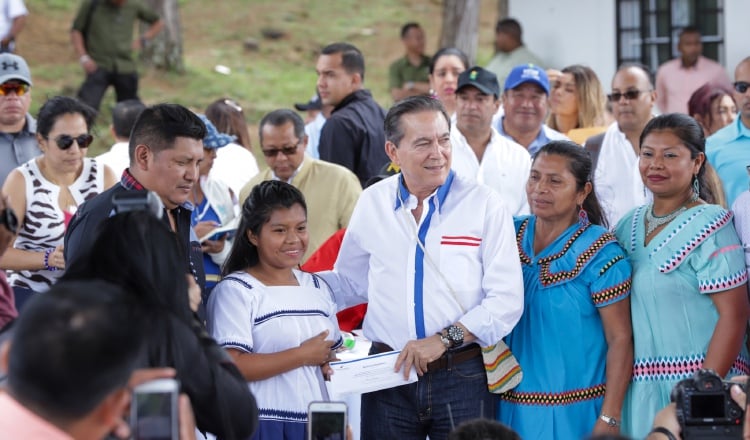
[607,89,649,102]
[262,144,299,157]
[0,82,29,96]
[734,81,750,94]
[47,134,94,150]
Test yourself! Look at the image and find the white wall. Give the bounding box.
[509,0,617,88]
[724,0,750,75]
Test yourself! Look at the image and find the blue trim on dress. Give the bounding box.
[221,341,253,353]
[255,309,330,325]
[223,276,254,290]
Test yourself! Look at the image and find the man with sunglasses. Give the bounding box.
[707,57,750,207]
[239,109,361,262]
[586,63,656,226]
[0,52,38,187]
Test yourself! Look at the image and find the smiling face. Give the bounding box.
[638,129,703,199]
[248,203,308,271]
[503,82,548,135]
[386,110,451,200]
[526,152,590,225]
[38,112,89,174]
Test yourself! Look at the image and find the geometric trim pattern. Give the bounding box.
[657,209,733,273]
[498,383,606,406]
[698,268,748,293]
[591,279,631,305]
[632,354,750,382]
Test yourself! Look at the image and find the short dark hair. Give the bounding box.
[495,18,522,41]
[384,95,450,146]
[112,99,146,139]
[321,42,366,81]
[401,22,421,39]
[448,419,520,440]
[36,96,97,138]
[129,103,207,161]
[223,180,307,275]
[679,25,701,39]
[534,140,608,228]
[258,109,306,145]
[7,280,146,421]
[429,47,470,74]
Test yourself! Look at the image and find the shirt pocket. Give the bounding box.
[438,235,483,296]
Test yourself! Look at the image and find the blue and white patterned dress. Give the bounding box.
[615,204,750,438]
[208,270,342,440]
[497,216,631,439]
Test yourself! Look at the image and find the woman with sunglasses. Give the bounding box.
[0,96,116,310]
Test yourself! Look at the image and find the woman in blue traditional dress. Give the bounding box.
[208,180,342,440]
[498,140,633,439]
[614,113,750,438]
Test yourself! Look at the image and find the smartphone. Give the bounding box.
[307,401,347,440]
[130,378,179,440]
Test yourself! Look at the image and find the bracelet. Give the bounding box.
[649,427,678,440]
[43,249,58,272]
[79,54,91,64]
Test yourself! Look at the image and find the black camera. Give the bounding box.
[111,191,163,219]
[671,369,744,439]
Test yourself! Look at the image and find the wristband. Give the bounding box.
[649,427,678,440]
[44,248,58,272]
[79,54,91,64]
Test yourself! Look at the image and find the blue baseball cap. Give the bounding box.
[504,64,550,95]
[198,114,236,149]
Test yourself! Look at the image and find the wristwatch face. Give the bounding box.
[446,325,464,346]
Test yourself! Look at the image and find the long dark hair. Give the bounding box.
[222,180,307,275]
[639,113,718,204]
[533,140,608,228]
[61,211,192,324]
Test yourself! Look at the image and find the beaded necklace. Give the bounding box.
[645,192,699,236]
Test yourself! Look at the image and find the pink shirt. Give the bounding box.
[655,56,729,114]
[0,393,74,439]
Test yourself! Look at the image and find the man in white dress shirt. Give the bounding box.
[586,63,654,227]
[450,66,530,215]
[320,96,524,440]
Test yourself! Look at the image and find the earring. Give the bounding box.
[692,174,700,198]
[578,205,590,226]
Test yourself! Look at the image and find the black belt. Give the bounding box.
[370,341,482,373]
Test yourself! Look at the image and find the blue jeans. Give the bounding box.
[360,355,494,440]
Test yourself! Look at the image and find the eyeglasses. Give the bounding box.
[262,143,299,157]
[46,134,94,150]
[0,82,29,96]
[734,81,750,94]
[607,89,650,102]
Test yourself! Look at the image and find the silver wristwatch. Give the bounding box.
[599,414,619,427]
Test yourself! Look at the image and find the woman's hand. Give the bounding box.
[201,236,226,254]
[193,221,218,241]
[47,244,65,270]
[298,330,334,366]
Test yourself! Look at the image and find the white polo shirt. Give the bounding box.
[319,171,524,350]
[450,127,531,216]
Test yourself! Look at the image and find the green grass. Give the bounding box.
[22,0,500,156]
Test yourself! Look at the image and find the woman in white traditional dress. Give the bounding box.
[208,179,342,440]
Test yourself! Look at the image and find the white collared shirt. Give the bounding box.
[590,122,646,228]
[95,141,130,178]
[450,126,531,215]
[318,172,524,350]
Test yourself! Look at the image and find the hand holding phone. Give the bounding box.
[308,401,347,440]
[131,378,180,440]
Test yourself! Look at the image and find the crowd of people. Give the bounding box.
[0,2,749,440]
